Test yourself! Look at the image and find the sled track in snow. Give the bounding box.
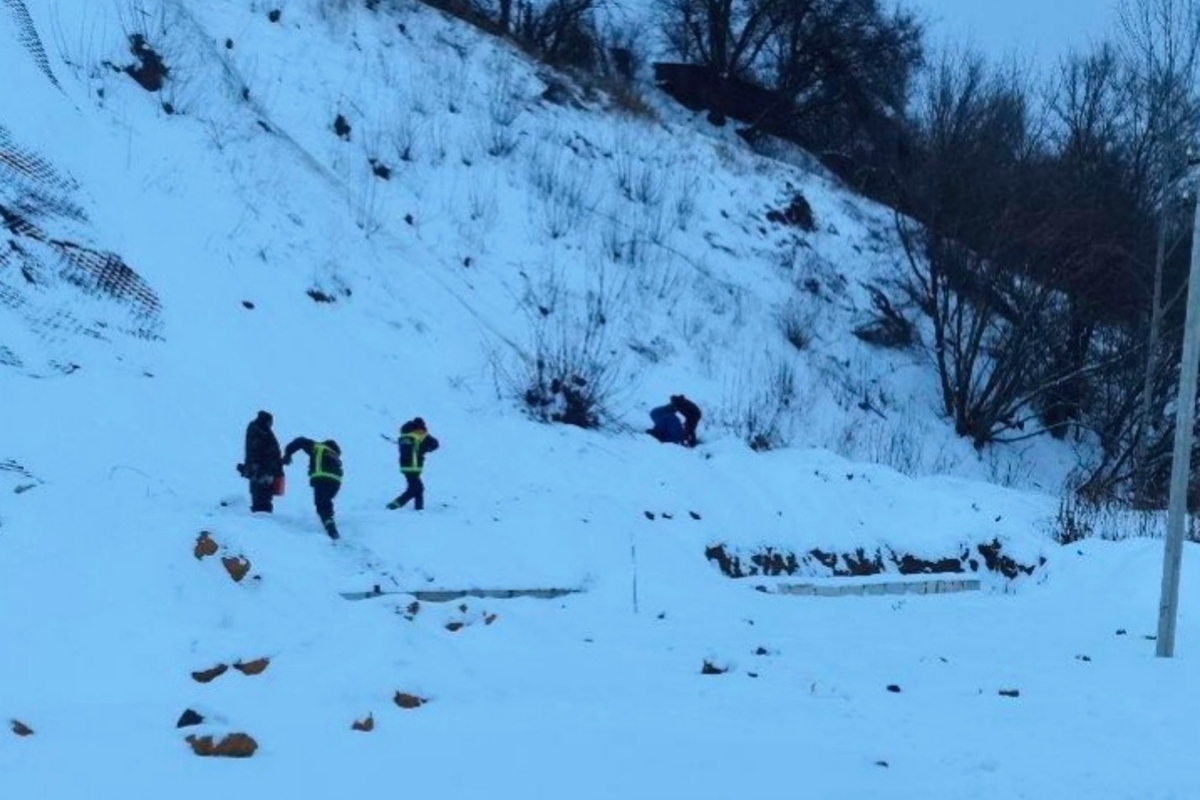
[3,0,61,89]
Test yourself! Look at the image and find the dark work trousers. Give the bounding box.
[312,477,341,537]
[394,472,425,510]
[249,473,274,513]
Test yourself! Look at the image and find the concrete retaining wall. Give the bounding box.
[764,578,981,597]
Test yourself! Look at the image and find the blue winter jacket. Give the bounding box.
[649,405,684,443]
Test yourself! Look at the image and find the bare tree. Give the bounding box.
[1034,46,1143,437]
[515,0,599,68]
[763,0,922,121]
[895,51,1097,448]
[1116,0,1200,503]
[655,0,783,80]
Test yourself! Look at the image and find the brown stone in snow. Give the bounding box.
[194,531,219,559]
[233,657,270,676]
[484,613,498,625]
[191,663,229,683]
[222,555,251,582]
[11,720,33,737]
[187,732,258,757]
[445,621,464,632]
[351,714,375,732]
[393,691,427,709]
[186,734,214,756]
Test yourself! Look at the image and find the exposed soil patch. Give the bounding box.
[705,538,1043,580]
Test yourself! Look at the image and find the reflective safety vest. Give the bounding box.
[399,432,425,474]
[311,442,343,482]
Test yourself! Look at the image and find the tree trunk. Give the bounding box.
[1134,210,1168,504]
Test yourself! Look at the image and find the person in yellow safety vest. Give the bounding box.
[387,417,439,511]
[282,436,343,540]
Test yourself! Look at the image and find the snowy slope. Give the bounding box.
[1,2,1197,798]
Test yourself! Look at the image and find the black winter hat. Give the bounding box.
[324,439,340,453]
[412,417,427,430]
[256,410,273,426]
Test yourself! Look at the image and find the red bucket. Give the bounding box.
[273,474,286,497]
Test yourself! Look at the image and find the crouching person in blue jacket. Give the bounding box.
[647,403,685,444]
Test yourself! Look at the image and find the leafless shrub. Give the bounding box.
[723,357,797,451]
[496,294,625,430]
[778,297,817,350]
[853,282,913,349]
[673,172,699,230]
[614,148,664,206]
[527,145,592,238]
[392,114,420,162]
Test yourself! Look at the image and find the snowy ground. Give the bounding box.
[1,1,1198,798]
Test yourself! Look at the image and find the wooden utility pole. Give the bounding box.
[1157,184,1200,657]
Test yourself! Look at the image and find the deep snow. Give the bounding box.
[1,1,1197,798]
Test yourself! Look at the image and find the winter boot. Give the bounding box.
[323,518,340,540]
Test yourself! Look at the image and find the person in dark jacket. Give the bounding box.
[387,417,440,511]
[238,410,283,513]
[282,437,343,540]
[647,403,684,444]
[670,394,702,448]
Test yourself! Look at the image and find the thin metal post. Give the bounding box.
[630,534,639,615]
[1157,188,1200,657]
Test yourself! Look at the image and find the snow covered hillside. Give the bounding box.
[2,1,1198,797]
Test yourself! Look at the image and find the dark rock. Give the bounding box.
[977,539,1037,579]
[705,543,741,578]
[191,664,228,683]
[886,684,901,693]
[333,114,351,140]
[187,732,257,757]
[768,191,816,230]
[122,34,169,92]
[267,9,282,22]
[896,553,963,575]
[393,691,427,709]
[176,709,204,728]
[701,660,727,675]
[233,657,270,676]
[369,158,391,180]
[998,689,1020,698]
